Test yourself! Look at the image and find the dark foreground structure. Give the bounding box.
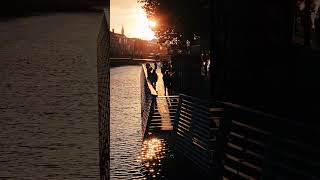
[209,0,319,120]
[141,0,320,179]
[97,8,110,180]
[207,2,320,178]
[96,1,320,179]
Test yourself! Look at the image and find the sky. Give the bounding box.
[110,0,155,40]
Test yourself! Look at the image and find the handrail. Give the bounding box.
[220,101,286,121]
[141,65,157,139]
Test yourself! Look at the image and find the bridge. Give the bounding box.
[140,63,319,179]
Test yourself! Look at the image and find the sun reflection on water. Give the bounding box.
[138,137,170,179]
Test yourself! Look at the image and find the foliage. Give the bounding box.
[138,0,209,53]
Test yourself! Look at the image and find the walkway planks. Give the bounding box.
[147,64,179,133]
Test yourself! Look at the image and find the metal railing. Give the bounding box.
[173,94,223,177]
[140,66,320,179]
[219,102,320,180]
[97,9,110,180]
[141,64,158,138]
[172,95,320,179]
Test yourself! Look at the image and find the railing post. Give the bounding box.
[97,9,110,180]
[173,95,183,133]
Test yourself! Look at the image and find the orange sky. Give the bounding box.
[110,0,156,40]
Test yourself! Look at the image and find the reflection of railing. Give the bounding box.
[97,9,110,180]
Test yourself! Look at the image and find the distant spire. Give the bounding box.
[121,25,124,35]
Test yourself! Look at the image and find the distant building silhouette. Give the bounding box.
[109,27,166,58]
[121,25,125,35]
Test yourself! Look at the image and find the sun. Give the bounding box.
[133,8,156,40]
[148,21,156,28]
[110,0,157,40]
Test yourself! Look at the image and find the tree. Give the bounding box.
[138,0,210,53]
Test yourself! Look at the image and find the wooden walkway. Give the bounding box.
[147,64,179,133]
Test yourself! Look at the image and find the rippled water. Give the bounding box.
[110,66,144,179]
[0,13,100,179]
[110,66,174,179]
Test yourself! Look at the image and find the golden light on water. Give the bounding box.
[138,138,168,178]
[139,138,163,161]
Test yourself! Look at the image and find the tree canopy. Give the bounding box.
[139,0,210,52]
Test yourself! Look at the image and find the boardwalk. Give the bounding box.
[145,63,179,133]
[154,66,173,131]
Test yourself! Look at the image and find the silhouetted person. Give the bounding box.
[154,62,157,70]
[168,64,176,95]
[163,70,170,95]
[161,62,168,74]
[148,69,157,90]
[146,63,152,78]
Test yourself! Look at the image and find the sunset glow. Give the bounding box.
[111,0,156,40]
[148,21,156,28]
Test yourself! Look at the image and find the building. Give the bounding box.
[110,26,165,58]
[110,26,129,57]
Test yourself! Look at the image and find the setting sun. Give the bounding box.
[133,8,156,40]
[148,21,156,28]
[111,0,156,40]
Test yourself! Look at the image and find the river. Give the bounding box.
[110,66,144,179]
[0,13,101,179]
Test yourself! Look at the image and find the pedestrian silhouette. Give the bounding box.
[154,62,157,70]
[150,69,158,89]
[163,70,170,95]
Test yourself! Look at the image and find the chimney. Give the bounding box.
[112,28,114,33]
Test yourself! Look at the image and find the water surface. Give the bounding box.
[0,13,101,179]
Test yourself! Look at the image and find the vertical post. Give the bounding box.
[97,8,110,180]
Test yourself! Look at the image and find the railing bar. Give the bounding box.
[231,120,270,135]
